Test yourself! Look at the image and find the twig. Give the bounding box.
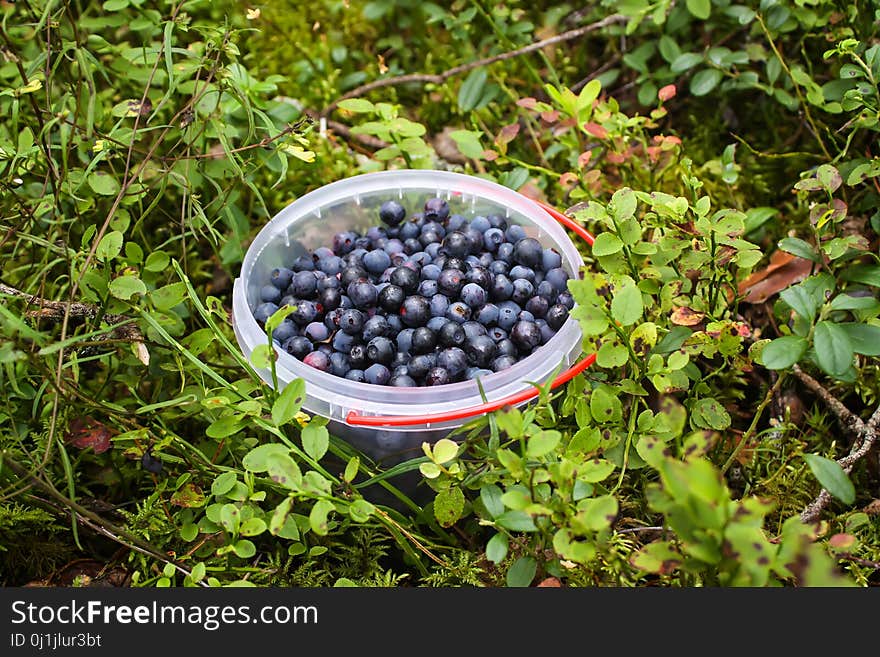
[793,365,879,522]
[321,14,627,117]
[721,375,785,474]
[0,282,149,365]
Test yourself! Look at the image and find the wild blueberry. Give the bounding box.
[425,242,442,259]
[546,304,570,331]
[505,224,527,243]
[363,248,391,275]
[292,255,315,271]
[254,302,279,325]
[329,352,351,377]
[444,257,467,272]
[544,267,570,292]
[401,295,431,327]
[496,242,515,263]
[421,263,441,281]
[385,314,403,335]
[511,279,535,305]
[438,321,465,348]
[542,248,562,272]
[465,266,492,290]
[317,276,340,292]
[400,221,420,240]
[345,369,366,383]
[425,367,450,386]
[347,280,378,309]
[270,267,294,290]
[446,213,467,231]
[396,328,415,354]
[539,322,556,344]
[303,351,331,371]
[379,200,406,226]
[339,309,365,335]
[437,347,467,377]
[418,279,439,297]
[419,229,443,248]
[438,269,464,297]
[460,282,487,308]
[556,291,575,310]
[518,310,535,323]
[404,238,423,255]
[488,326,508,342]
[367,337,395,364]
[384,239,405,255]
[332,231,358,255]
[427,316,449,332]
[470,215,491,232]
[490,274,514,301]
[475,303,500,326]
[319,287,342,311]
[291,300,320,325]
[323,307,344,331]
[279,294,297,308]
[525,295,549,318]
[483,227,505,252]
[390,374,417,387]
[410,251,432,267]
[491,355,518,372]
[463,226,484,254]
[362,315,390,341]
[282,335,313,359]
[304,321,330,343]
[332,331,357,353]
[462,321,488,339]
[364,363,391,385]
[349,344,369,369]
[536,280,556,301]
[260,284,282,304]
[411,326,437,354]
[496,338,517,357]
[488,214,508,230]
[424,197,450,221]
[509,265,535,283]
[390,266,419,293]
[391,351,411,369]
[465,335,497,368]
[340,265,368,289]
[378,284,405,312]
[408,353,437,379]
[271,319,298,344]
[446,301,472,324]
[466,367,493,380]
[442,231,469,257]
[497,303,520,331]
[510,320,542,351]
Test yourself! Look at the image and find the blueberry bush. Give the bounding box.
[1,0,878,587]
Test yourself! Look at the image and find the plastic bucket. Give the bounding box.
[231,170,595,469]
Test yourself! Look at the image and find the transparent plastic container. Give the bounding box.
[231,170,594,468]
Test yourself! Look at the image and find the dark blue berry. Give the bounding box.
[411,326,437,354]
[364,363,391,385]
[483,228,505,252]
[466,367,493,380]
[271,319,298,344]
[260,284,282,304]
[340,266,368,289]
[332,231,358,255]
[465,266,492,290]
[270,267,294,290]
[510,320,542,351]
[408,353,437,379]
[544,267,570,292]
[282,336,313,359]
[291,300,320,325]
[396,328,415,354]
[496,242,515,263]
[292,255,315,271]
[424,197,450,221]
[509,265,535,283]
[511,279,535,305]
[546,304,570,331]
[496,338,517,357]
[319,287,342,311]
[418,279,439,297]
[304,321,330,342]
[379,200,406,226]
[556,292,575,310]
[347,280,378,309]
[491,355,518,372]
[390,266,419,293]
[488,327,508,342]
[465,335,497,368]
[525,295,549,318]
[446,301,472,324]
[421,264,442,281]
[339,309,365,335]
[332,331,357,353]
[490,274,514,301]
[470,215,491,232]
[363,248,391,275]
[505,225,527,243]
[462,321,487,339]
[442,231,469,257]
[303,351,331,371]
[254,302,279,325]
[345,369,366,382]
[367,337,395,364]
[475,303,500,326]
[460,282,487,308]
[349,345,369,369]
[542,248,562,272]
[438,269,464,297]
[425,367,450,386]
[329,352,351,377]
[401,295,431,327]
[438,321,465,348]
[390,374,417,387]
[378,284,405,312]
[438,347,467,377]
[362,315,390,341]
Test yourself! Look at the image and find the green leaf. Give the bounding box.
[576,495,618,531]
[108,275,146,300]
[780,285,817,322]
[150,282,186,311]
[591,232,624,257]
[220,504,240,535]
[269,497,295,538]
[690,69,723,96]
[630,540,682,575]
[506,556,537,587]
[96,231,123,262]
[88,171,121,196]
[272,379,306,426]
[778,237,820,262]
[670,52,704,74]
[301,423,329,461]
[449,129,483,159]
[480,484,504,519]
[239,518,267,537]
[686,0,711,19]
[309,499,335,536]
[578,459,616,483]
[458,68,488,111]
[590,385,622,423]
[206,414,244,439]
[343,456,360,483]
[813,321,853,377]
[265,453,302,490]
[486,532,508,564]
[829,295,880,312]
[348,499,375,523]
[434,486,465,527]
[841,265,880,288]
[337,98,375,113]
[419,462,442,479]
[690,398,732,430]
[804,454,855,505]
[431,438,459,464]
[144,251,170,272]
[760,336,808,370]
[611,279,643,326]
[526,430,561,457]
[242,444,290,472]
[839,323,880,356]
[609,188,637,220]
[496,510,537,532]
[211,472,237,497]
[233,539,256,559]
[596,342,629,368]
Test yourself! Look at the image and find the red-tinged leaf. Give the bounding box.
[583,122,608,139]
[482,149,499,161]
[828,533,857,550]
[559,172,579,187]
[536,577,562,587]
[170,483,206,508]
[670,306,705,326]
[66,417,113,454]
[738,251,815,304]
[607,151,626,164]
[518,180,546,203]
[516,97,538,109]
[495,122,520,146]
[540,110,559,123]
[578,150,593,168]
[658,84,677,102]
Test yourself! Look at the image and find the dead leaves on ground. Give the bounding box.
[738,250,814,304]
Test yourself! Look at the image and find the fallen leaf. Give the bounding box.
[66,417,112,454]
[737,250,814,304]
[828,533,857,550]
[670,306,705,326]
[537,577,562,587]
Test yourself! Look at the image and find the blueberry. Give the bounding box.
[291,300,320,326]
[544,267,570,293]
[425,242,442,259]
[438,269,464,296]
[518,310,535,323]
[489,259,510,275]
[378,284,405,312]
[363,248,392,275]
[462,321,487,339]
[546,304,570,331]
[539,322,556,344]
[411,326,437,354]
[463,226,484,254]
[390,374,417,387]
[340,266,368,289]
[556,291,575,310]
[478,252,494,268]
[490,274,514,301]
[282,335,313,359]
[279,294,297,308]
[404,238,423,255]
[400,221,420,240]
[339,309,365,335]
[364,363,391,385]
[491,355,518,372]
[488,327,508,342]
[349,344,369,369]
[319,287,342,311]
[510,320,542,351]
[496,242,515,263]
[367,336,395,365]
[427,316,449,332]
[401,295,431,327]
[408,353,437,379]
[424,197,450,221]
[254,302,279,325]
[460,282,487,308]
[366,226,387,242]
[305,321,330,342]
[465,266,492,290]
[292,255,315,271]
[542,248,562,272]
[354,236,371,251]
[418,279,439,297]
[346,248,368,266]
[332,331,357,353]
[483,228,505,252]
[362,315,390,341]
[446,301,472,324]
[313,246,335,260]
[347,280,378,309]
[525,295,549,318]
[332,231,358,255]
[465,335,497,368]
[323,308,344,331]
[391,351,411,369]
[270,267,294,290]
[385,314,403,336]
[338,295,354,310]
[260,284,282,304]
[470,215,490,232]
[425,367,450,386]
[496,338,517,357]
[444,257,467,272]
[390,266,419,293]
[410,251,432,267]
[419,229,443,248]
[536,280,556,301]
[497,304,519,331]
[505,225,527,243]
[466,367,493,380]
[379,200,406,226]
[446,213,467,231]
[303,351,331,371]
[509,265,535,283]
[329,352,351,377]
[345,369,366,383]
[475,303,499,326]
[488,214,508,230]
[271,319,298,344]
[396,328,415,354]
[384,239,405,255]
[437,347,467,377]
[421,264,442,281]
[442,231,470,257]
[439,321,465,348]
[511,279,535,305]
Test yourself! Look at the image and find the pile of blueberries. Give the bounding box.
[251,196,574,387]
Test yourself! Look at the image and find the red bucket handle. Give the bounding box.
[345,198,595,428]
